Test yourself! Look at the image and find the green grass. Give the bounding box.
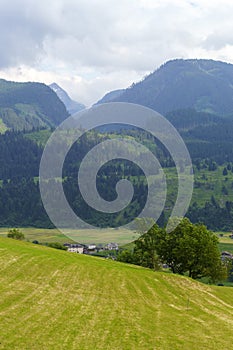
[0,237,233,349]
[219,242,233,254]
[0,227,138,245]
[216,232,233,253]
[0,227,71,244]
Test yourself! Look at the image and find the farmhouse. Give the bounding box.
[64,243,87,254]
[88,244,97,251]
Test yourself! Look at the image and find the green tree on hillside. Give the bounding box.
[133,224,161,270]
[154,218,226,282]
[7,228,24,240]
[118,220,161,270]
[119,218,226,282]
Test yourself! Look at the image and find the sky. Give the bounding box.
[0,0,233,106]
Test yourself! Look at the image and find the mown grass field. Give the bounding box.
[1,237,233,349]
[0,227,138,245]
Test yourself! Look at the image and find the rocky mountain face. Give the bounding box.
[50,83,85,115]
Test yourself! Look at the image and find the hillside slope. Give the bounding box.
[103,59,233,115]
[0,237,233,349]
[0,79,69,131]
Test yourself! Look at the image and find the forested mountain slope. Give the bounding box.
[99,59,233,115]
[0,79,69,131]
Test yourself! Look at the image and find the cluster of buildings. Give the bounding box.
[64,242,119,255]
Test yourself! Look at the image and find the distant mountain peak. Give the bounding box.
[49,82,60,92]
[49,83,85,115]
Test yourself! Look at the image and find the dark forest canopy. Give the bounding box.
[1,128,233,230]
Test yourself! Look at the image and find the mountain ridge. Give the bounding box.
[97,59,233,116]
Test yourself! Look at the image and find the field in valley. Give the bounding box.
[1,227,233,254]
[0,227,138,245]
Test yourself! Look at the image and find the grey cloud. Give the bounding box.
[0,0,233,104]
[0,0,204,70]
[202,32,233,50]
[0,1,50,67]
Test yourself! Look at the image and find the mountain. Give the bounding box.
[95,88,124,105]
[1,236,233,349]
[0,79,69,131]
[100,59,233,116]
[50,83,85,115]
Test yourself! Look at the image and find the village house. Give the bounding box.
[64,242,120,255]
[88,244,97,251]
[64,243,87,254]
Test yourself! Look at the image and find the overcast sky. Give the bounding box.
[0,0,233,105]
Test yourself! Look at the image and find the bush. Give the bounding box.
[47,242,67,251]
[7,228,25,240]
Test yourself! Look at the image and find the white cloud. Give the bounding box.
[0,0,233,104]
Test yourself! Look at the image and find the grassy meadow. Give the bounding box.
[0,227,138,245]
[0,237,233,349]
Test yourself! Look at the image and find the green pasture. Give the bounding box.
[0,237,233,349]
[0,227,138,245]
